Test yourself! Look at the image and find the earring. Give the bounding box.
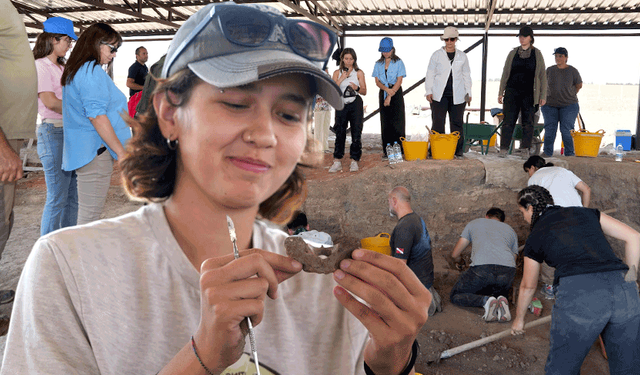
[167,138,178,150]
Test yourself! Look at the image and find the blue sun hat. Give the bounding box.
[43,17,78,40]
[161,2,343,109]
[378,37,394,52]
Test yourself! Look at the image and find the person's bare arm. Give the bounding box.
[389,76,403,97]
[511,257,540,335]
[0,128,23,182]
[446,237,470,269]
[355,70,367,96]
[575,181,591,207]
[126,78,144,91]
[89,115,126,160]
[599,213,640,274]
[374,77,391,93]
[38,92,62,114]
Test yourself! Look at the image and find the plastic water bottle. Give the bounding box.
[393,142,404,163]
[615,144,624,162]
[386,143,396,164]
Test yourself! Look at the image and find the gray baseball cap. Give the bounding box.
[161,2,343,109]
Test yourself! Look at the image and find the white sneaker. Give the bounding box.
[350,160,359,172]
[328,160,342,173]
[496,296,511,322]
[482,296,498,322]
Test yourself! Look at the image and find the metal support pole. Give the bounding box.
[480,32,488,122]
[636,75,640,149]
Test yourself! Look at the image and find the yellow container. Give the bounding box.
[430,131,460,160]
[571,129,605,157]
[400,137,428,161]
[360,233,391,256]
[482,133,497,147]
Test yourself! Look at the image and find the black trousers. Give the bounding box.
[500,87,536,150]
[431,95,466,155]
[333,96,363,161]
[379,86,406,156]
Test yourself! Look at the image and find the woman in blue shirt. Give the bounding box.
[372,38,406,159]
[61,23,131,225]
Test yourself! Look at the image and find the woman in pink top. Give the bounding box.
[33,17,78,235]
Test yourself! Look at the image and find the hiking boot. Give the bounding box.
[328,160,342,173]
[349,160,359,172]
[497,296,511,322]
[541,284,555,300]
[498,149,508,158]
[0,290,15,305]
[482,296,499,322]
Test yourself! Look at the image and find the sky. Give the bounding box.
[110,31,640,87]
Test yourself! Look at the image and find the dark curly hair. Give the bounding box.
[120,69,316,225]
[517,185,555,230]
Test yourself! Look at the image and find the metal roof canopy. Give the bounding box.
[14,0,640,147]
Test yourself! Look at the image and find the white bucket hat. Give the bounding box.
[441,26,459,40]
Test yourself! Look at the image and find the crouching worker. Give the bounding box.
[1,4,432,375]
[388,186,442,315]
[512,185,640,374]
[447,208,519,322]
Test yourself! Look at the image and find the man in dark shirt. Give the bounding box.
[388,186,441,315]
[126,46,148,97]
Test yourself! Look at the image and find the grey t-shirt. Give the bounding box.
[545,65,582,107]
[461,218,519,268]
[1,204,368,375]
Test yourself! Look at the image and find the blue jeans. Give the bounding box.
[546,270,640,375]
[37,123,78,235]
[541,103,580,157]
[449,265,516,307]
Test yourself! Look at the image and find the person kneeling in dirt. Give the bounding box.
[388,186,442,315]
[446,207,519,322]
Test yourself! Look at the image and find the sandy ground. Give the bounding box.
[0,135,628,374]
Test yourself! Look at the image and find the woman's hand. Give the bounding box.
[333,250,431,375]
[539,99,546,106]
[511,319,525,336]
[349,82,359,90]
[193,249,302,373]
[426,94,433,103]
[498,95,504,104]
[384,96,392,107]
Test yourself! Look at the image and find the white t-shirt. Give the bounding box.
[527,166,583,207]
[1,204,368,375]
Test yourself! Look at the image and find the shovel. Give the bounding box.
[430,315,552,363]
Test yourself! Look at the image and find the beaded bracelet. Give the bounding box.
[191,336,216,375]
[363,340,419,375]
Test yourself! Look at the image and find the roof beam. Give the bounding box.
[275,0,342,34]
[306,0,340,30]
[11,1,54,18]
[485,0,497,32]
[145,0,190,20]
[69,0,181,28]
[326,7,640,17]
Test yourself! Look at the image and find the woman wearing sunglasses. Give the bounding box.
[328,47,367,173]
[425,27,472,158]
[32,17,79,235]
[2,4,430,375]
[372,37,407,159]
[512,185,640,374]
[58,23,131,225]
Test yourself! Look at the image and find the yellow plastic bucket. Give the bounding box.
[430,131,460,160]
[360,233,391,256]
[482,133,497,147]
[400,137,428,161]
[571,129,605,157]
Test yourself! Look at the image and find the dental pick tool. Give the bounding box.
[225,215,261,375]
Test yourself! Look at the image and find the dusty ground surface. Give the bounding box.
[1,135,638,374]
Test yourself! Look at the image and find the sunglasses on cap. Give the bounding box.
[101,42,119,54]
[164,4,337,76]
[444,38,457,42]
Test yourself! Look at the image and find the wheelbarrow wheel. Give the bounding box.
[530,136,542,156]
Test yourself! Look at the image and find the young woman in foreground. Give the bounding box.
[512,185,640,374]
[2,3,430,375]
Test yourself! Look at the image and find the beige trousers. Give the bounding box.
[1,139,22,257]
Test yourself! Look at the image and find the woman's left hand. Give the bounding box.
[384,96,392,107]
[511,319,525,336]
[539,99,546,106]
[333,249,431,375]
[349,82,358,90]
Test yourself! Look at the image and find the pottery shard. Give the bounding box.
[284,236,353,274]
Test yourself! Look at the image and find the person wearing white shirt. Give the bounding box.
[425,27,472,157]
